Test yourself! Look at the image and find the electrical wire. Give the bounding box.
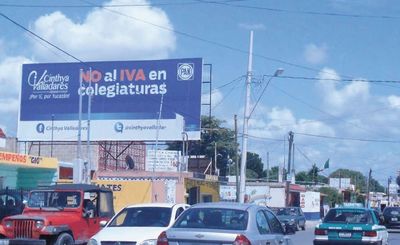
[198,1,400,20]
[294,132,400,143]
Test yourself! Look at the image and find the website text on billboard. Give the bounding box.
[18,58,202,141]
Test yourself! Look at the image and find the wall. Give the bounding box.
[301,191,321,220]
[95,180,152,212]
[265,187,286,207]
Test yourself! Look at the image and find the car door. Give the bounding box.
[297,208,306,227]
[264,209,290,245]
[255,210,278,245]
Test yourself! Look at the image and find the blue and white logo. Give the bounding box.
[36,123,45,134]
[177,63,194,81]
[114,122,124,133]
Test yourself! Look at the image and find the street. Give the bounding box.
[290,223,400,245]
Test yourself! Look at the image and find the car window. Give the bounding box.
[264,210,284,234]
[324,209,373,224]
[175,207,185,220]
[173,208,247,230]
[256,211,271,234]
[108,207,172,227]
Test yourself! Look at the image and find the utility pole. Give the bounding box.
[287,131,294,180]
[266,152,270,182]
[214,142,218,176]
[234,115,240,202]
[388,176,392,207]
[366,168,372,208]
[239,30,253,203]
[85,67,92,184]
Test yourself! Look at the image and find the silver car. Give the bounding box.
[157,202,293,245]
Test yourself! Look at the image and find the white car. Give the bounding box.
[88,203,189,245]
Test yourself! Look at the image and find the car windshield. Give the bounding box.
[28,191,81,208]
[276,208,298,216]
[108,207,172,227]
[173,207,248,230]
[324,209,373,224]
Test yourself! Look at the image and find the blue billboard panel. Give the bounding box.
[18,58,202,141]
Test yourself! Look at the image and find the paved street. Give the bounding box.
[290,222,400,245]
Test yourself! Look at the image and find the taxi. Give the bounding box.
[314,207,388,245]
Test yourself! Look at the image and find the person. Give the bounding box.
[83,199,95,218]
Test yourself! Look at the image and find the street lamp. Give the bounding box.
[239,67,284,203]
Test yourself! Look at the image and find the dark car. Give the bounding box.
[383,206,400,228]
[272,207,306,231]
[0,189,28,222]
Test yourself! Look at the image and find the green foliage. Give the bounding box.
[319,187,344,207]
[329,169,385,193]
[262,166,279,181]
[295,165,328,184]
[167,116,264,177]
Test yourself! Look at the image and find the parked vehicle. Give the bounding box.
[382,206,400,228]
[0,188,29,223]
[156,202,293,245]
[313,207,388,245]
[0,184,114,245]
[88,203,189,245]
[271,207,306,231]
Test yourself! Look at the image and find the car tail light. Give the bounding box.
[363,231,377,237]
[156,231,168,245]
[233,234,251,245]
[314,228,328,235]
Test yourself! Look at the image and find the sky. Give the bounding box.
[1,0,400,185]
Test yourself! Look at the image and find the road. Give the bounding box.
[290,223,400,245]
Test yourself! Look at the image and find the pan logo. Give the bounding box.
[36,123,45,134]
[177,63,194,81]
[114,122,124,133]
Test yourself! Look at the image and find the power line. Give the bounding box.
[201,1,400,20]
[0,12,84,63]
[271,74,400,85]
[295,146,315,166]
[294,132,400,143]
[0,0,246,8]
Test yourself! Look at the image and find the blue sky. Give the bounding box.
[1,0,400,184]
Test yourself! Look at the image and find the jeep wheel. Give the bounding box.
[53,233,74,245]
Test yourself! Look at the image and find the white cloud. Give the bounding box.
[30,0,176,62]
[0,56,33,98]
[387,95,400,109]
[238,23,266,30]
[304,43,328,65]
[317,68,370,116]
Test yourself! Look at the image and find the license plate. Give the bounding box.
[338,232,352,238]
[392,217,398,221]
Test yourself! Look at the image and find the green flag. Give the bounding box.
[324,159,330,169]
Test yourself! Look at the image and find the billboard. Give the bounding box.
[145,149,182,172]
[18,58,202,141]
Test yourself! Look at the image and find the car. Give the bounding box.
[156,202,293,245]
[272,206,306,231]
[0,184,115,245]
[382,206,400,228]
[88,203,189,245]
[313,207,388,245]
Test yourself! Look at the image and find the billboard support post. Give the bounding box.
[153,92,165,176]
[86,67,92,184]
[76,69,83,184]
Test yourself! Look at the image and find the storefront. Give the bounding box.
[0,151,58,189]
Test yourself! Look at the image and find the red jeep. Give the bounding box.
[0,184,114,245]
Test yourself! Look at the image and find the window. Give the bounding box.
[174,208,248,230]
[256,211,270,234]
[324,209,373,224]
[264,210,284,234]
[175,207,185,220]
[109,207,172,227]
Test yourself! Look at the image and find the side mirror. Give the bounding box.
[284,223,296,235]
[99,220,108,227]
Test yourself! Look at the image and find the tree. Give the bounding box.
[167,116,264,177]
[262,166,279,181]
[329,169,384,193]
[319,187,343,207]
[295,166,328,184]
